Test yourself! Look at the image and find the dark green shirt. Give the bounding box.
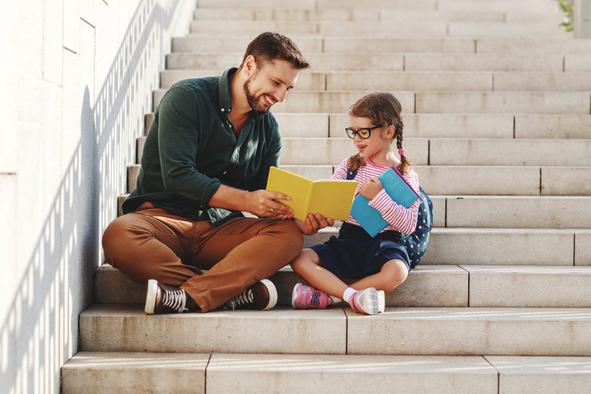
[122,68,281,224]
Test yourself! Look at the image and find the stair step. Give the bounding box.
[152,89,591,114]
[127,163,591,196]
[96,263,591,307]
[81,305,347,354]
[346,307,591,355]
[138,136,591,167]
[566,54,591,71]
[188,21,567,38]
[171,35,324,53]
[62,352,591,394]
[95,264,469,307]
[117,184,591,229]
[166,52,406,72]
[198,0,438,10]
[79,305,591,355]
[193,8,558,23]
[143,111,591,139]
[405,53,564,71]
[61,352,208,394]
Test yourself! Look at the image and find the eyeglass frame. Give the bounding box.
[344,125,384,140]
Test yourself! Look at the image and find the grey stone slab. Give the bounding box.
[207,354,497,394]
[405,53,563,72]
[514,115,591,139]
[61,352,208,394]
[542,167,591,196]
[576,232,591,266]
[430,138,591,166]
[465,265,591,307]
[486,356,591,394]
[445,196,591,228]
[346,307,591,355]
[416,92,590,114]
[422,228,574,266]
[80,305,346,354]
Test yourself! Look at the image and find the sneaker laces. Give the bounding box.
[162,288,187,313]
[227,289,255,310]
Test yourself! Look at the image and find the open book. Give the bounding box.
[350,167,420,237]
[266,166,358,221]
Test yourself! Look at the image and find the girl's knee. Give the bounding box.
[290,248,320,271]
[379,260,409,291]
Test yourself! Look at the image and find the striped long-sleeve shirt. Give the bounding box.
[333,158,421,234]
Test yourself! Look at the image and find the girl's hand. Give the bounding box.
[359,177,383,200]
[295,214,335,235]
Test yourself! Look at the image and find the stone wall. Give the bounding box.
[0,0,196,392]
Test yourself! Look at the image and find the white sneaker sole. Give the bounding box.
[260,278,278,311]
[145,279,158,314]
[377,290,385,314]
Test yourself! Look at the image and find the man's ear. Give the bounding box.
[243,55,257,77]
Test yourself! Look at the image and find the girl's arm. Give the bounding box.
[331,159,349,180]
[368,170,421,234]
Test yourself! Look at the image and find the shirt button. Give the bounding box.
[223,170,228,175]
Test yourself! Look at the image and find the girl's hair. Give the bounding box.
[346,92,410,174]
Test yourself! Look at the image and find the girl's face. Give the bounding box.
[347,115,393,160]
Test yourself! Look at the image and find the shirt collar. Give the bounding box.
[218,67,264,121]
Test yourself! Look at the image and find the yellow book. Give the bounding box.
[266,166,358,221]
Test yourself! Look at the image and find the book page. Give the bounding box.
[266,167,313,221]
[308,180,358,221]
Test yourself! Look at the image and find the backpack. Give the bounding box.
[346,168,433,268]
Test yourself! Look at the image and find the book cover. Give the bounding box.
[350,167,420,237]
[266,166,358,221]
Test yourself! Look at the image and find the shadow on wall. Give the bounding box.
[0,0,182,392]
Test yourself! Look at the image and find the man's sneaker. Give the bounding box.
[292,283,334,309]
[145,279,188,314]
[349,288,386,315]
[225,279,278,311]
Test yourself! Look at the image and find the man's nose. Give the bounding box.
[275,87,288,103]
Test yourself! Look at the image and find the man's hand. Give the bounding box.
[359,177,383,200]
[295,213,335,235]
[246,190,294,219]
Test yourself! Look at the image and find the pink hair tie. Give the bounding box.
[398,148,405,157]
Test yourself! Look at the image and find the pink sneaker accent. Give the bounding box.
[292,283,333,309]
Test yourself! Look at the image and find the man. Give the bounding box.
[102,32,334,314]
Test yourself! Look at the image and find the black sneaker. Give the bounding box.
[145,279,189,314]
[225,279,278,311]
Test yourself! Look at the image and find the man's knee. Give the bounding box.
[267,219,304,258]
[102,215,144,264]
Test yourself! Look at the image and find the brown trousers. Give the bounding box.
[102,203,304,312]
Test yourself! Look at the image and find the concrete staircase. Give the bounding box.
[62,0,591,392]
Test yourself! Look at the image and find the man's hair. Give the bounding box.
[240,32,310,70]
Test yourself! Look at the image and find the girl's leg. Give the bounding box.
[349,259,409,293]
[290,248,349,299]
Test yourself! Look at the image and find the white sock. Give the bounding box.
[329,295,342,304]
[342,287,357,304]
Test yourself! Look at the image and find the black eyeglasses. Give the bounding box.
[345,125,382,140]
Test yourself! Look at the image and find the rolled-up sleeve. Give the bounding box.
[157,87,221,208]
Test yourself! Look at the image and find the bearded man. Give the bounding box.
[102,32,333,314]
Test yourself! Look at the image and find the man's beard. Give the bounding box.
[243,77,270,114]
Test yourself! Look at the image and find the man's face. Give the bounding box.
[243,59,300,113]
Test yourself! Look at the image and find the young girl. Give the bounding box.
[290,92,421,315]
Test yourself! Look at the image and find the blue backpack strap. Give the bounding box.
[346,169,357,180]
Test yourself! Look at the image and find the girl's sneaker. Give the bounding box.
[349,288,386,315]
[292,283,334,309]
